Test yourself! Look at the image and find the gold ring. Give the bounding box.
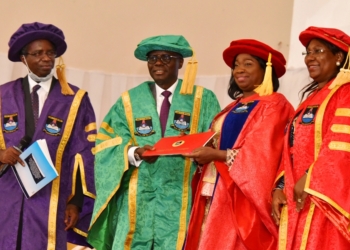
[297,198,302,203]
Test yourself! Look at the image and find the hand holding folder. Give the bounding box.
[142,131,216,157]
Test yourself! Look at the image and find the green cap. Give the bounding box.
[134,35,193,61]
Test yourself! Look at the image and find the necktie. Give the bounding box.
[31,84,41,127]
[160,90,171,137]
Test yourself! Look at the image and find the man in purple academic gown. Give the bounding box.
[0,22,96,250]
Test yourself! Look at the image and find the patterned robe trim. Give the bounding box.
[121,91,140,248]
[88,141,131,229]
[87,134,96,142]
[335,108,350,117]
[47,89,86,250]
[100,121,115,134]
[226,149,239,171]
[278,205,288,250]
[176,86,203,249]
[85,122,97,132]
[94,137,123,155]
[304,85,350,219]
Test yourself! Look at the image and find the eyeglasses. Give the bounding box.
[147,54,181,64]
[302,49,325,57]
[25,50,57,59]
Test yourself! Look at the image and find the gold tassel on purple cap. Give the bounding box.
[254,53,273,96]
[56,57,74,95]
[180,49,198,95]
[329,48,350,89]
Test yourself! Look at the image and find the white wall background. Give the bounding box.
[2,1,350,125]
[0,0,293,124]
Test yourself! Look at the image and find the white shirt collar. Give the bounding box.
[28,75,52,94]
[155,79,179,97]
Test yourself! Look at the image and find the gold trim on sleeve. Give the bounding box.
[305,187,350,219]
[96,133,112,141]
[87,134,96,142]
[330,124,350,134]
[122,91,137,145]
[335,108,350,117]
[85,122,97,132]
[329,141,350,152]
[176,86,203,248]
[94,137,122,155]
[47,89,86,250]
[69,153,96,200]
[100,121,115,134]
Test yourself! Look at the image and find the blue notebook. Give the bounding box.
[13,139,58,198]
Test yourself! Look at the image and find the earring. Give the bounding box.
[336,61,341,66]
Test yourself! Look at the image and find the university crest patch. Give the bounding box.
[171,111,191,131]
[300,105,319,125]
[232,101,256,113]
[44,116,63,136]
[3,113,18,133]
[135,116,155,136]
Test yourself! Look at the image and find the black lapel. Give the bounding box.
[22,77,56,138]
[22,76,35,138]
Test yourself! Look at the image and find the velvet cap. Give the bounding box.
[222,39,286,78]
[134,35,193,61]
[8,22,67,62]
[299,26,350,52]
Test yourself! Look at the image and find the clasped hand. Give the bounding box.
[183,147,225,165]
[135,145,158,163]
[271,174,308,225]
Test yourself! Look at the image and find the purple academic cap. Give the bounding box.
[8,22,67,62]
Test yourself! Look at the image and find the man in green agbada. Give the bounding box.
[88,35,220,250]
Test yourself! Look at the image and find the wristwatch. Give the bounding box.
[134,152,142,161]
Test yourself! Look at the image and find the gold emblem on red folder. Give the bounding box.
[172,140,185,147]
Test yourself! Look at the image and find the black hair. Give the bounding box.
[227,55,280,100]
[299,38,347,102]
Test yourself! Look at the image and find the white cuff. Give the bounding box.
[128,146,143,167]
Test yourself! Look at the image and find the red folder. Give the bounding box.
[142,131,216,156]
